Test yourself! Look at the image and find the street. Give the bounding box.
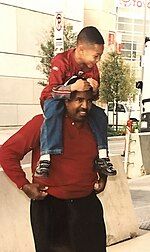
[20,136,126,166]
[108,136,125,155]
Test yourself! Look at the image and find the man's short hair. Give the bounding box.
[77,26,105,45]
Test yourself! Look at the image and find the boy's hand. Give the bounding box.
[87,78,99,93]
[22,183,48,200]
[70,79,91,92]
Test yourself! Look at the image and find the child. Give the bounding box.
[35,26,117,177]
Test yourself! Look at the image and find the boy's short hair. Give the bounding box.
[77,26,104,45]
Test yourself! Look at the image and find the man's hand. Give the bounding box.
[87,78,99,93]
[70,79,91,92]
[22,183,48,200]
[94,173,107,194]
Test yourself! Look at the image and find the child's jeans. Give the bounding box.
[40,98,108,155]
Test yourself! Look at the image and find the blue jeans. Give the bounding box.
[40,98,108,155]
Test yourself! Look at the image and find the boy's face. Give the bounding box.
[79,43,104,68]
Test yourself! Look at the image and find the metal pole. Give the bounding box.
[139,0,147,129]
[141,0,147,80]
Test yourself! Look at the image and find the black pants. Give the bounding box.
[30,193,106,252]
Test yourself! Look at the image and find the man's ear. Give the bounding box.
[64,99,70,112]
[65,99,69,106]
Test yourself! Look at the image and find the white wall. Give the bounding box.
[0,1,84,126]
[84,0,116,47]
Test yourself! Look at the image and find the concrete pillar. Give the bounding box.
[139,132,150,174]
[124,132,150,178]
[124,133,145,178]
[0,169,35,252]
[99,155,139,246]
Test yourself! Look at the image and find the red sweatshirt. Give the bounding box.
[40,48,100,102]
[0,114,98,199]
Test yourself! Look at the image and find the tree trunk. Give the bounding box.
[116,100,118,131]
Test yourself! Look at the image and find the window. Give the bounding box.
[117,14,147,80]
[116,104,125,113]
[108,103,126,113]
[108,103,114,111]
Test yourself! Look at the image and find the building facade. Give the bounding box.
[84,0,150,81]
[1,0,149,126]
[0,0,84,126]
[84,0,150,110]
[116,0,150,81]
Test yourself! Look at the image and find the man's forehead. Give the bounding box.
[74,91,93,99]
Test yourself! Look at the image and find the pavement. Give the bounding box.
[0,127,21,145]
[129,175,150,231]
[107,174,150,252]
[107,231,150,252]
[0,128,150,251]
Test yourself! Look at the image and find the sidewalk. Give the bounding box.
[107,231,150,252]
[0,127,20,145]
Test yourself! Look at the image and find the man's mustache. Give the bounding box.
[77,108,88,113]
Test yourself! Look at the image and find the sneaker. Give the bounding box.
[35,160,51,177]
[94,157,117,176]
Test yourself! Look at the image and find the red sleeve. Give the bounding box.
[0,115,43,189]
[40,54,68,102]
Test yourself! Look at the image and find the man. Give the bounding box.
[0,89,107,252]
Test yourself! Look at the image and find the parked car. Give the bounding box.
[106,102,140,126]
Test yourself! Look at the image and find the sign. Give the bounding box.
[108,32,115,45]
[117,0,150,8]
[108,31,123,53]
[54,12,64,55]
